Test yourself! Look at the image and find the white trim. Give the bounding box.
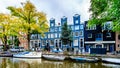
[85,41,115,44]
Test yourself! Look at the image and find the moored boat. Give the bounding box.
[42,55,65,61]
[13,51,42,58]
[70,56,98,63]
[102,58,120,64]
[0,52,13,57]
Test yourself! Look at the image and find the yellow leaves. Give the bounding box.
[23,1,35,12]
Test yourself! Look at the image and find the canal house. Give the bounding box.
[30,14,84,51]
[84,21,116,53]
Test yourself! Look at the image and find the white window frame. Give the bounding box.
[88,33,92,38]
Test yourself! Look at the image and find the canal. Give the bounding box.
[0,57,120,68]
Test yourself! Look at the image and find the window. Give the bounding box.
[75,32,79,36]
[88,33,92,38]
[75,25,79,30]
[86,24,96,30]
[74,39,78,46]
[118,44,120,48]
[59,33,61,37]
[79,31,83,36]
[118,35,120,40]
[50,40,54,46]
[50,28,54,32]
[48,34,50,38]
[59,27,61,31]
[55,27,58,32]
[55,33,57,38]
[51,23,54,26]
[75,20,79,24]
[51,34,54,38]
[80,25,83,29]
[103,21,112,30]
[106,33,111,37]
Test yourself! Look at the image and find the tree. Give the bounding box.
[89,0,120,32]
[0,14,20,51]
[7,1,49,50]
[60,22,73,51]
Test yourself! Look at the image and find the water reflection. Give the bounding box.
[0,57,120,68]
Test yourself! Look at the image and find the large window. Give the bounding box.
[74,39,78,46]
[50,40,54,46]
[87,33,92,38]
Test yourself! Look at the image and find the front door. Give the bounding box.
[109,45,114,52]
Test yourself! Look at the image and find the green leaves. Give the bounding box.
[89,0,120,32]
[60,22,73,45]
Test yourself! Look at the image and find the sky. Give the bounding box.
[0,0,90,25]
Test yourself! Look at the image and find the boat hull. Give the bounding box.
[102,58,120,64]
[42,55,65,61]
[13,52,42,58]
[70,56,98,63]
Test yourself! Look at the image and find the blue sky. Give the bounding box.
[0,0,90,24]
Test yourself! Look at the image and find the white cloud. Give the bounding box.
[0,0,90,24]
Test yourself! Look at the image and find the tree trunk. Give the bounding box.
[4,35,7,51]
[27,33,30,50]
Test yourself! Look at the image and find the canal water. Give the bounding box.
[0,57,120,68]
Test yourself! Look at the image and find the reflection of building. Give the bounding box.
[115,32,120,51]
[84,21,115,52]
[30,14,84,51]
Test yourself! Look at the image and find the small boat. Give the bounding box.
[102,58,120,64]
[0,51,13,57]
[42,55,65,61]
[70,56,98,63]
[13,51,42,58]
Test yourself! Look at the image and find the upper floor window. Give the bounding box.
[59,27,61,31]
[51,34,54,38]
[80,25,83,29]
[106,32,111,38]
[75,25,79,30]
[87,33,92,38]
[103,21,112,30]
[48,34,50,38]
[118,44,120,48]
[55,27,58,32]
[55,33,57,38]
[118,35,120,40]
[75,32,79,36]
[50,28,54,32]
[86,24,96,30]
[79,31,83,36]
